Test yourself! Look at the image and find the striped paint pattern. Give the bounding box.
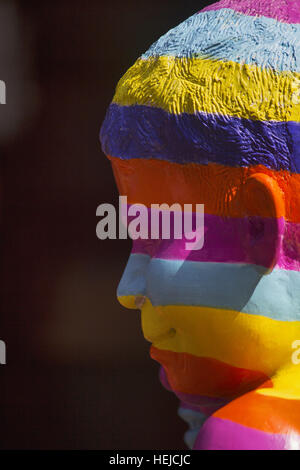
[201,0,300,24]
[100,0,300,449]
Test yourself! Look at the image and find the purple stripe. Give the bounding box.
[172,393,228,416]
[193,416,292,450]
[129,209,300,271]
[101,104,299,173]
[179,401,226,415]
[201,0,300,24]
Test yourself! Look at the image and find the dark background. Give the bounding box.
[0,0,211,449]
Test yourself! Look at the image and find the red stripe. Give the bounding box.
[150,346,272,400]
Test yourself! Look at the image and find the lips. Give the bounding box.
[150,346,272,400]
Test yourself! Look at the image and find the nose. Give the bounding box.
[118,253,176,345]
[117,253,150,309]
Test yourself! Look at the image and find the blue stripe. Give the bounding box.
[100,103,299,173]
[142,9,300,73]
[117,254,300,321]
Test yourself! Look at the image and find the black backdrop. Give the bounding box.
[0,0,212,449]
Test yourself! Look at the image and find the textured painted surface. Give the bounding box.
[100,0,300,450]
[111,56,300,121]
[202,0,300,24]
[110,157,300,222]
[102,105,299,172]
[142,9,300,71]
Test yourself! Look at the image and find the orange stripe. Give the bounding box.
[109,156,299,222]
[150,347,272,400]
[214,390,300,435]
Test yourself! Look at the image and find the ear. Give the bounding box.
[241,173,285,274]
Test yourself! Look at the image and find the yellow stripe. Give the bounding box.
[257,363,300,400]
[113,56,300,121]
[119,295,300,376]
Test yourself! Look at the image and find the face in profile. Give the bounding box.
[100,1,300,450]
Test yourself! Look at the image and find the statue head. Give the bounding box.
[100,0,300,449]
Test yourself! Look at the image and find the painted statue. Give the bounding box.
[100,0,300,450]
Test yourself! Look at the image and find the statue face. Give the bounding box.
[100,0,300,449]
[111,154,300,407]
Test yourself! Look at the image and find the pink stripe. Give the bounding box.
[194,416,295,450]
[201,0,300,24]
[130,211,300,271]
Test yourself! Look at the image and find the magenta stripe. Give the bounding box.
[193,416,292,450]
[130,210,300,271]
[201,0,300,24]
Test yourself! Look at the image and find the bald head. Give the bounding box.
[101,2,300,174]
